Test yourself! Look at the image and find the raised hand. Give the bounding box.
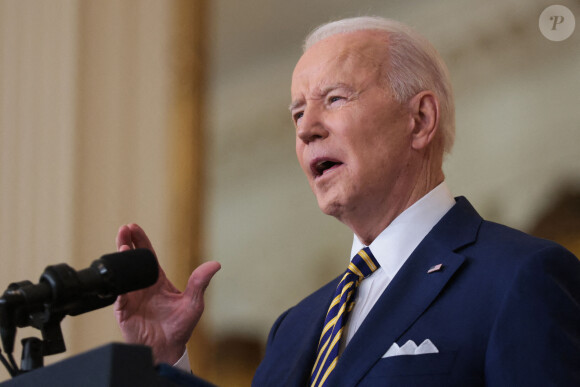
[114,223,220,364]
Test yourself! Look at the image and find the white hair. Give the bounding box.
[304,16,455,153]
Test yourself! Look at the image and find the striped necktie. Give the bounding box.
[310,247,380,387]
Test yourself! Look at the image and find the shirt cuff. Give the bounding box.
[173,349,191,372]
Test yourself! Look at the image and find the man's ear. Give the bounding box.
[408,91,440,150]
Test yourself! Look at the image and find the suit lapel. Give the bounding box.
[327,197,482,386]
[285,280,338,385]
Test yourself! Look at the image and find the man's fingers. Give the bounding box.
[184,261,221,301]
[116,225,133,251]
[114,294,128,312]
[127,224,156,255]
[117,223,158,256]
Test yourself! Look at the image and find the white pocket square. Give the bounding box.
[382,339,439,358]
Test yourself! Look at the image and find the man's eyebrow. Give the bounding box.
[288,83,352,112]
[320,83,351,94]
[288,100,304,112]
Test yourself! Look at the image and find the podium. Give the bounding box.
[0,343,215,386]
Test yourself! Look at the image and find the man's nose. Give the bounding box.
[296,108,329,144]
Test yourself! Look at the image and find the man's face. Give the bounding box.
[291,31,413,223]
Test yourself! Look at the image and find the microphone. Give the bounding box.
[4,248,158,307]
[0,248,159,354]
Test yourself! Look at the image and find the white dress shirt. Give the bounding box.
[341,182,455,351]
[174,349,191,372]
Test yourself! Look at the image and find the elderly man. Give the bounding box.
[116,17,580,386]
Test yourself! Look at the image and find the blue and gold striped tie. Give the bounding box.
[310,247,380,387]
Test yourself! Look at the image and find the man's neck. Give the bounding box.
[344,173,444,246]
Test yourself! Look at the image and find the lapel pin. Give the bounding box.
[427,263,443,274]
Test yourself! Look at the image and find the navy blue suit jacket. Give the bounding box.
[253,197,580,386]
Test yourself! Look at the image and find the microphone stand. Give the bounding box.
[0,281,68,376]
[0,249,154,379]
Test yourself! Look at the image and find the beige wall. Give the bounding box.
[0,0,206,381]
[1,2,81,376]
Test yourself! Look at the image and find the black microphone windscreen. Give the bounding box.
[97,249,159,294]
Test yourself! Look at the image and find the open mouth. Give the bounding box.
[311,159,343,177]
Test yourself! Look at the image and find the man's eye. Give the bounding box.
[328,96,344,104]
[293,112,304,123]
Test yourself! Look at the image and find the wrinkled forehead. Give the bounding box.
[291,30,390,95]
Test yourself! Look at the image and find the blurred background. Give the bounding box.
[1,0,579,384]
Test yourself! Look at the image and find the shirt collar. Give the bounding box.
[350,181,455,279]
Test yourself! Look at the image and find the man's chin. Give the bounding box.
[316,197,344,219]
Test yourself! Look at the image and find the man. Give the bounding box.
[116,17,580,386]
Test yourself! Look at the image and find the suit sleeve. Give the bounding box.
[485,245,580,385]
